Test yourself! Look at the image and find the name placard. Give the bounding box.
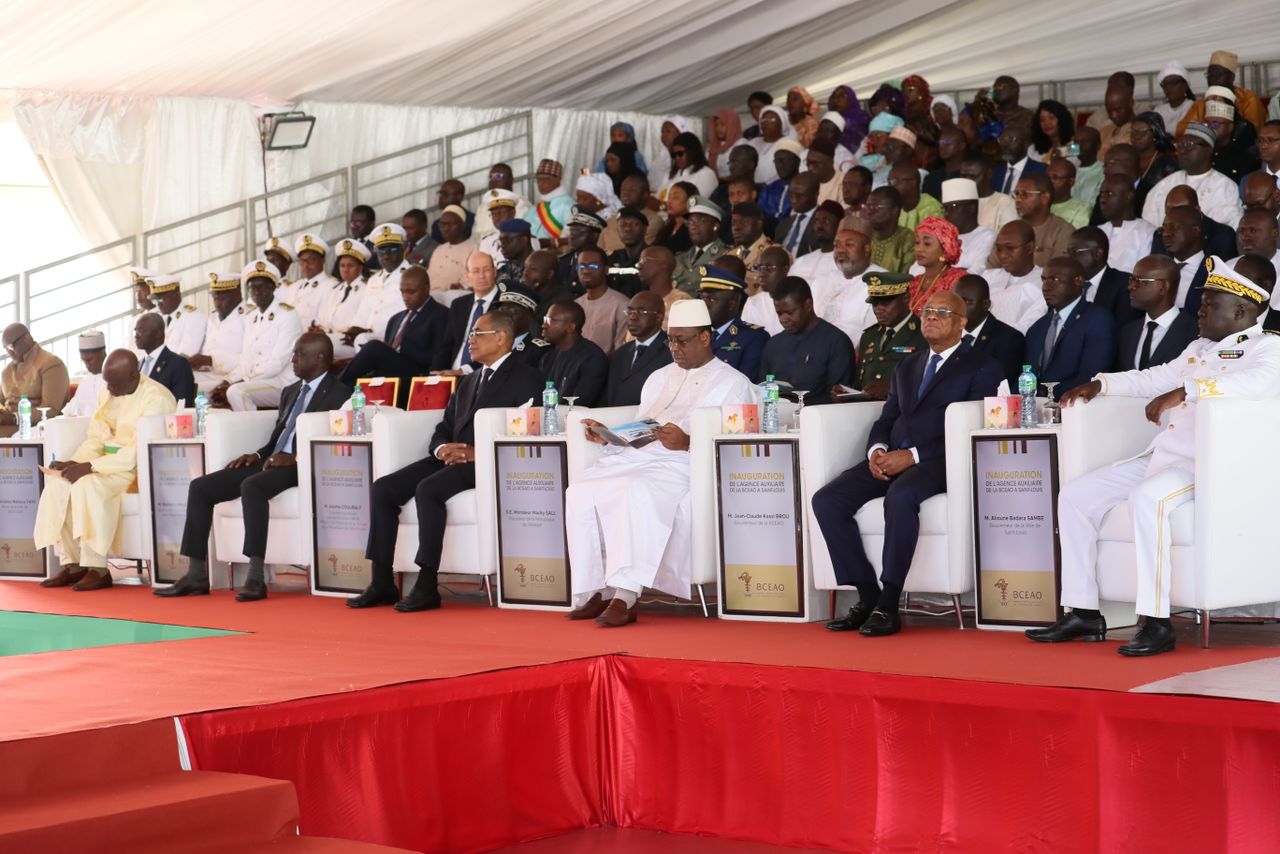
[148,443,206,584]
[494,441,571,608]
[311,441,374,594]
[716,439,805,618]
[972,434,1063,628]
[0,444,45,578]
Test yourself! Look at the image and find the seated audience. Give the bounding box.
[933,178,995,275]
[1113,255,1199,372]
[958,155,1018,232]
[1159,206,1210,312]
[430,180,474,243]
[865,187,916,274]
[636,245,691,329]
[1024,257,1118,394]
[727,202,776,295]
[1142,123,1243,228]
[1149,185,1239,261]
[606,292,673,406]
[212,261,302,412]
[852,273,925,399]
[1176,49,1267,135]
[147,275,206,359]
[907,217,966,313]
[427,206,479,297]
[340,266,449,403]
[525,159,575,247]
[761,277,854,402]
[1,322,69,436]
[1069,227,1142,327]
[953,274,1026,387]
[575,247,630,355]
[134,313,195,407]
[775,173,820,257]
[985,221,1046,333]
[404,208,437,267]
[700,264,768,381]
[1047,160,1092,229]
[1097,175,1156,273]
[60,331,108,418]
[282,234,336,330]
[192,272,249,389]
[540,301,609,407]
[741,245,791,336]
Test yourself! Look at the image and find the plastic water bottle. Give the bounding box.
[761,375,780,434]
[17,395,32,439]
[194,391,210,437]
[351,387,367,436]
[1018,365,1038,429]
[542,381,560,435]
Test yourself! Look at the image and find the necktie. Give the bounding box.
[165,314,173,328]
[273,382,312,455]
[880,326,893,352]
[468,367,493,418]
[391,309,416,351]
[785,211,808,253]
[918,353,942,397]
[1138,320,1158,369]
[141,354,154,377]
[631,344,645,368]
[1001,166,1015,194]
[963,333,975,347]
[459,298,486,365]
[341,283,353,303]
[1041,310,1060,373]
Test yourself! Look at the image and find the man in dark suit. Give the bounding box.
[490,288,553,368]
[524,249,577,339]
[540,300,609,406]
[990,125,1047,195]
[133,312,194,406]
[1069,227,1142,327]
[701,264,768,381]
[349,311,544,612]
[441,253,503,373]
[774,173,820,257]
[1149,185,1238,261]
[1158,206,1210,315]
[954,274,1026,387]
[607,291,672,406]
[156,333,352,601]
[339,266,448,405]
[1024,257,1118,396]
[812,291,1003,637]
[1113,255,1200,372]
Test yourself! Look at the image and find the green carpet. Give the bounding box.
[0,610,240,656]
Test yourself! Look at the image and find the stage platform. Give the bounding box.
[4,580,1280,852]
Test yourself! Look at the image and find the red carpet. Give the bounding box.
[2,581,1278,742]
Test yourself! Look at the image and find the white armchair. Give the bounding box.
[802,400,984,626]
[207,410,310,582]
[564,404,770,615]
[1060,396,1280,646]
[40,416,148,566]
[370,407,499,602]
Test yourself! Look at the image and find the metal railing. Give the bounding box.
[1,110,535,367]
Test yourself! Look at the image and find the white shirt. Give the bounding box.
[868,338,964,463]
[227,300,302,384]
[356,260,411,340]
[1142,169,1243,229]
[748,137,783,184]
[741,291,783,336]
[790,249,832,293]
[977,192,1019,232]
[63,372,104,417]
[201,304,249,375]
[433,352,512,459]
[782,210,814,256]
[820,265,886,346]
[1153,100,1193,133]
[280,272,337,329]
[159,304,207,358]
[909,225,995,277]
[963,317,988,348]
[139,345,163,379]
[473,197,531,238]
[659,165,718,200]
[634,357,760,455]
[1173,250,1205,309]
[314,279,365,335]
[985,266,1046,333]
[1099,218,1157,274]
[998,156,1030,195]
[1133,306,1180,368]
[451,292,496,370]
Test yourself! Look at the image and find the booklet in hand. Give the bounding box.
[590,419,660,448]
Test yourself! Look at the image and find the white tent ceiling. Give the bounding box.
[2,0,1275,115]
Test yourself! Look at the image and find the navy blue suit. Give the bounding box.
[1114,309,1199,372]
[147,346,195,407]
[712,319,768,382]
[990,159,1046,195]
[967,315,1025,388]
[339,300,449,405]
[1024,299,1117,395]
[1150,215,1237,262]
[811,342,1003,590]
[1088,266,1142,328]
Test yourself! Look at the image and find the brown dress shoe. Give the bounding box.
[595,598,638,628]
[566,592,607,620]
[41,565,87,588]
[71,570,113,591]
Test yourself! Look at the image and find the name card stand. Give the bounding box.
[0,440,48,580]
[493,436,572,611]
[310,436,376,597]
[146,438,207,586]
[714,434,828,622]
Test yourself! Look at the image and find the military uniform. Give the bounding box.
[320,239,373,359]
[700,263,768,381]
[674,238,728,295]
[512,334,553,368]
[280,233,337,329]
[353,224,411,349]
[195,287,250,394]
[856,316,925,389]
[729,233,776,295]
[147,275,206,358]
[223,260,302,411]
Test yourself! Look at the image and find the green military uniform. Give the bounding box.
[673,197,728,295]
[855,272,926,389]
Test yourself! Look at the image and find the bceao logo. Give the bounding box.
[515,563,528,585]
[994,577,1009,604]
[737,570,752,595]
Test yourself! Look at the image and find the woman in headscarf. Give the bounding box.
[859,112,906,187]
[748,105,794,185]
[902,74,939,170]
[652,116,694,191]
[707,107,744,179]
[909,217,966,313]
[595,122,649,175]
[602,142,640,196]
[785,86,821,148]
[576,172,623,221]
[868,84,905,119]
[827,85,871,152]
[1030,99,1075,164]
[1130,111,1179,214]
[930,95,959,131]
[659,132,718,200]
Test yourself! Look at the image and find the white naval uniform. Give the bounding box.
[195,305,250,393]
[160,304,207,358]
[477,231,503,266]
[313,279,366,360]
[565,358,760,602]
[1058,324,1280,618]
[473,196,531,238]
[353,261,409,349]
[223,300,302,411]
[280,273,337,330]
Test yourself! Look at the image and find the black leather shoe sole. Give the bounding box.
[394,595,442,613]
[346,589,400,609]
[153,581,210,597]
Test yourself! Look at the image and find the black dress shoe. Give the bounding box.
[826,601,875,632]
[153,576,210,597]
[858,610,902,636]
[235,578,268,602]
[1118,619,1176,657]
[1025,611,1107,643]
[394,587,442,612]
[346,585,400,609]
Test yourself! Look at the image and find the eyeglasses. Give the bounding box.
[1128,275,1164,285]
[1176,139,1208,151]
[667,334,700,349]
[1012,190,1044,199]
[542,315,565,326]
[577,262,602,271]
[919,307,957,319]
[467,329,499,339]
[755,262,787,271]
[624,308,659,317]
